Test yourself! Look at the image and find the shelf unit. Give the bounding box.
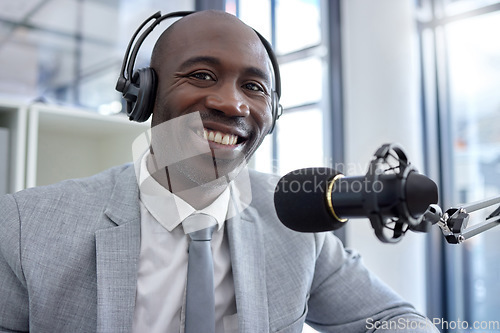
[0,100,149,193]
[0,99,28,193]
[26,103,150,188]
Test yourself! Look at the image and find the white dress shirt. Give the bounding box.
[132,152,237,333]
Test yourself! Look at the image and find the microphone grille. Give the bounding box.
[274,167,344,232]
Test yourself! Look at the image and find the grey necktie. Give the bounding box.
[184,214,217,333]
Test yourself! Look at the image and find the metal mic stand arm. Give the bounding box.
[432,196,500,244]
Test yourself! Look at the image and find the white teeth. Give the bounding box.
[214,132,222,144]
[201,128,239,146]
[208,131,215,141]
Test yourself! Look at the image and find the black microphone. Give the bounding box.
[273,144,439,243]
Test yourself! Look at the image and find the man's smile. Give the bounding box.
[200,128,239,146]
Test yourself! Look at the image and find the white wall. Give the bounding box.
[341,0,428,314]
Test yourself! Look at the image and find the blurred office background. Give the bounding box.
[1,0,500,331]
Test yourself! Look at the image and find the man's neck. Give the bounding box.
[146,156,228,210]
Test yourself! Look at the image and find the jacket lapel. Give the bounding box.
[227,205,269,333]
[93,165,270,332]
[95,165,141,333]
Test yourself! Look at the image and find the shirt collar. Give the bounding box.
[138,151,230,232]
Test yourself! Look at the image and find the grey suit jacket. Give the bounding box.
[0,164,436,332]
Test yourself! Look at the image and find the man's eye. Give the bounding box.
[190,72,214,81]
[244,82,264,92]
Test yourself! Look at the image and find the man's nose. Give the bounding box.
[204,84,250,117]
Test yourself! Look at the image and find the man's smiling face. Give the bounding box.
[150,11,274,188]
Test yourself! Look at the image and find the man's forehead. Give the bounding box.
[151,11,272,82]
[168,12,266,55]
[174,11,248,31]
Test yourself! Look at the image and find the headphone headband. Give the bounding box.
[116,11,195,92]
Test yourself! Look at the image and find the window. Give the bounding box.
[418,0,500,328]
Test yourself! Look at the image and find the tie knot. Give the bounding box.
[183,213,217,241]
[189,225,217,241]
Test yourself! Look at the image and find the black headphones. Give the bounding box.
[116,11,282,133]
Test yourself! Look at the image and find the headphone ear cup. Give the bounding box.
[268,90,282,134]
[125,67,157,122]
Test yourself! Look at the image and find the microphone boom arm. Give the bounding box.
[427,196,500,244]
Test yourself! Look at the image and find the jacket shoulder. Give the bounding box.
[11,164,133,201]
[3,164,136,229]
